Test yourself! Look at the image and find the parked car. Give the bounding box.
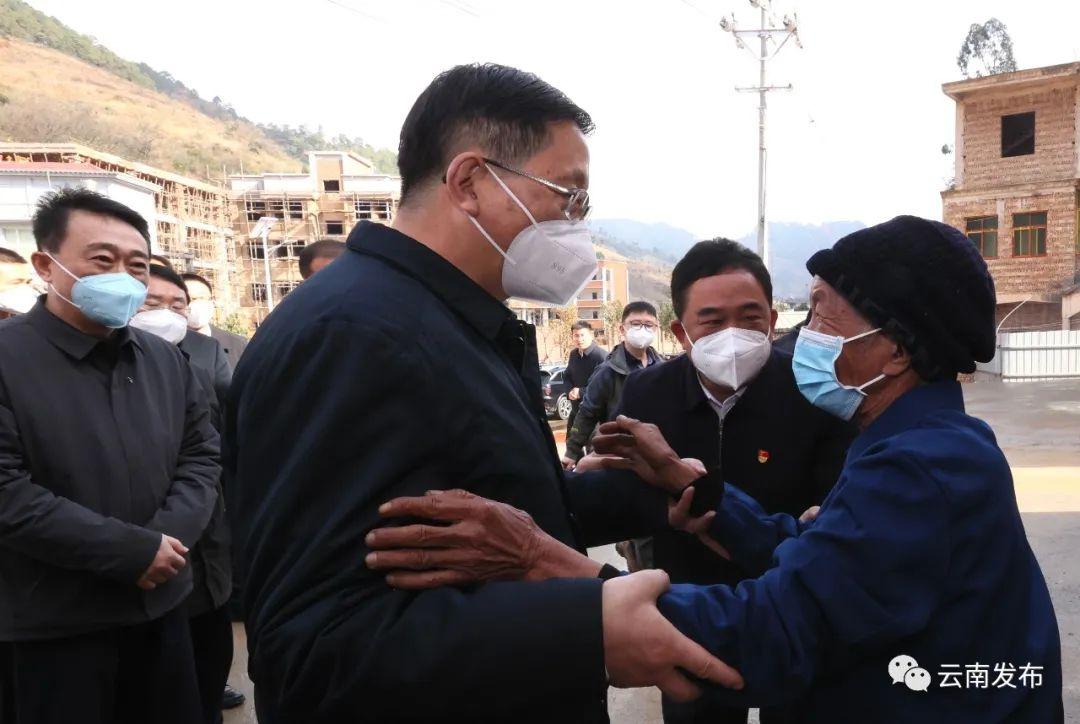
[541,367,572,421]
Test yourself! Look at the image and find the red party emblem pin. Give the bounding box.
[757,449,770,464]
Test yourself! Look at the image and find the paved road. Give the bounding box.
[226,379,1080,723]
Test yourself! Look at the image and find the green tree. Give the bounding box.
[958,18,1018,78]
[219,312,252,339]
[657,298,676,353]
[602,300,623,346]
[553,305,579,361]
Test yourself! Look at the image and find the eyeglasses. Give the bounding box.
[627,321,658,331]
[484,158,591,221]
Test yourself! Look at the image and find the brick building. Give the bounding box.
[941,63,1080,331]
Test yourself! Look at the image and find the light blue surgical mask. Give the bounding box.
[792,326,885,421]
[46,253,147,329]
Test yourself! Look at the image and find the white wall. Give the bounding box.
[0,174,158,249]
[341,175,401,195]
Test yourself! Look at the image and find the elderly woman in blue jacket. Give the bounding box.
[368,216,1063,723]
[648,216,1063,722]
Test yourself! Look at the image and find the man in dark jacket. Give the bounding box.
[564,301,663,467]
[564,320,606,430]
[0,189,219,724]
[613,239,855,724]
[182,273,248,372]
[136,265,235,724]
[225,63,737,724]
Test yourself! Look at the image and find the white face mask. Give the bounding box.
[687,326,772,390]
[0,285,39,315]
[625,325,655,350]
[130,309,189,345]
[187,299,213,330]
[465,165,597,306]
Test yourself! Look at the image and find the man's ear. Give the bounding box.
[30,251,56,286]
[444,152,485,216]
[769,308,779,334]
[671,320,691,352]
[882,338,913,377]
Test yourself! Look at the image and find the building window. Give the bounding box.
[1012,212,1047,256]
[323,180,340,192]
[355,199,392,220]
[325,221,345,235]
[251,283,267,303]
[1001,112,1035,157]
[275,281,300,298]
[248,241,266,260]
[245,199,266,222]
[591,311,599,320]
[287,200,304,219]
[591,292,598,300]
[965,216,998,258]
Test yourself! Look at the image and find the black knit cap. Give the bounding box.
[806,215,997,380]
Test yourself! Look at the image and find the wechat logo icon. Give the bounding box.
[889,654,931,692]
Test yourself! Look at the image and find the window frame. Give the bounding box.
[1011,211,1048,257]
[1001,111,1036,158]
[965,215,999,259]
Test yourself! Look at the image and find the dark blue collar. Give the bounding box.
[847,380,966,460]
[346,221,514,343]
[26,297,141,361]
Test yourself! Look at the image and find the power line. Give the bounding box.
[322,0,387,23]
[441,0,480,17]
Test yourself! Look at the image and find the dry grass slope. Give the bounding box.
[0,38,301,178]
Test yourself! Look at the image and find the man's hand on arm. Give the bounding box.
[591,416,706,495]
[135,534,188,590]
[366,489,601,588]
[603,569,744,701]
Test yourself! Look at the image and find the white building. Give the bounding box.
[0,161,159,257]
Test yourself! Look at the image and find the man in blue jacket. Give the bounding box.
[371,216,1063,722]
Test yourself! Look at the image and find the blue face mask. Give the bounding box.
[792,326,886,421]
[46,253,147,329]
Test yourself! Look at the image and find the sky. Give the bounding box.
[24,0,1080,238]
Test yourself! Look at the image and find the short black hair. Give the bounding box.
[298,239,346,279]
[181,272,213,295]
[571,321,593,333]
[151,254,173,269]
[0,247,27,264]
[149,264,189,303]
[671,238,773,319]
[32,187,152,253]
[398,63,595,204]
[621,301,657,321]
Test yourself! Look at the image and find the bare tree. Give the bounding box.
[958,18,1018,78]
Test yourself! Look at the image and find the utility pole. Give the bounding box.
[718,0,801,270]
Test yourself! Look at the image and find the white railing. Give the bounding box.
[977,330,1080,379]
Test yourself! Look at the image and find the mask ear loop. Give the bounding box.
[43,252,82,310]
[485,165,540,226]
[462,163,539,268]
[842,328,886,394]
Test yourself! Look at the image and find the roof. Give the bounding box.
[942,61,1080,100]
[0,161,111,174]
[0,142,223,195]
[0,161,160,193]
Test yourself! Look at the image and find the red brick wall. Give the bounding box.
[960,85,1077,188]
[942,189,1078,297]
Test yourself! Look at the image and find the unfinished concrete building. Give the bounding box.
[0,142,238,318]
[228,151,400,326]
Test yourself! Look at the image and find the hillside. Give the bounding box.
[0,0,398,177]
[0,37,303,176]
